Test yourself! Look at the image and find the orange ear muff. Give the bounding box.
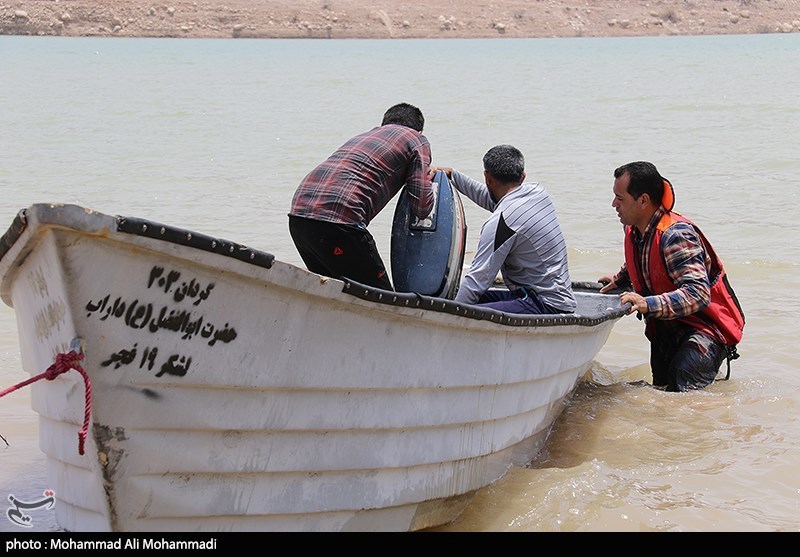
[662,178,675,211]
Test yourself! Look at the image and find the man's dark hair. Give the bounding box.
[614,161,664,203]
[382,103,425,132]
[483,144,525,184]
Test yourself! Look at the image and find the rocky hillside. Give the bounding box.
[1,0,799,39]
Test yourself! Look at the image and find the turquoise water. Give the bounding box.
[1,33,799,532]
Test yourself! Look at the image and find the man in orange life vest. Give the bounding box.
[599,161,745,392]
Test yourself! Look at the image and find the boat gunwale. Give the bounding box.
[1,203,630,329]
[343,279,628,328]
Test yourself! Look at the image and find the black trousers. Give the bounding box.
[288,215,393,290]
[647,319,727,392]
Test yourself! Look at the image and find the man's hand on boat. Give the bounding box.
[619,291,646,315]
[429,165,453,179]
[599,274,640,315]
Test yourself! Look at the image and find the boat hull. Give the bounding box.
[0,203,627,532]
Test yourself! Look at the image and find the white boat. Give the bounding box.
[0,203,627,532]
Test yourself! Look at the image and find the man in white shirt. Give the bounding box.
[433,144,576,314]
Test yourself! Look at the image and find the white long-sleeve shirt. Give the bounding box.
[451,170,576,313]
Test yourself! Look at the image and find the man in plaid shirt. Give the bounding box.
[599,161,744,392]
[289,103,434,290]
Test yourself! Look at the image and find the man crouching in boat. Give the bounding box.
[599,161,745,392]
[288,102,435,290]
[432,144,576,315]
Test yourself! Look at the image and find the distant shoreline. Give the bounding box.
[2,1,799,40]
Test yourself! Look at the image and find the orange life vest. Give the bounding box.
[623,211,745,347]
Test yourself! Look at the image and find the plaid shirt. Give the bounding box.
[615,207,713,319]
[289,124,434,227]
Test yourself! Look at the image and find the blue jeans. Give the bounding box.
[476,288,564,315]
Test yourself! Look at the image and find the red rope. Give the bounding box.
[0,350,92,455]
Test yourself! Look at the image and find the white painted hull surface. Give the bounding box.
[0,204,627,532]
